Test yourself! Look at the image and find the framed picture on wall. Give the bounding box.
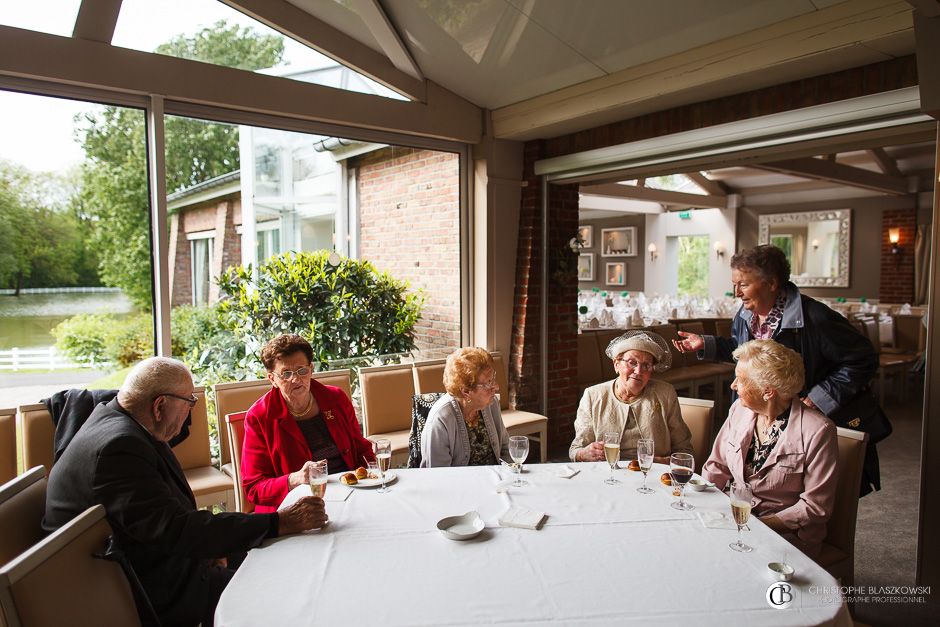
[601,227,637,257]
[577,225,593,248]
[578,253,595,281]
[606,262,626,286]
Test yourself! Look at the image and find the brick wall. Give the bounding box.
[170,197,241,307]
[511,55,919,457]
[354,147,461,354]
[879,208,917,304]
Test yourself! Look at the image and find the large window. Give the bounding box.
[188,232,214,305]
[676,235,709,297]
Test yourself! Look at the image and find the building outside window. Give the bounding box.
[188,232,214,305]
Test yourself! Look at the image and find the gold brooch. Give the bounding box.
[324,410,335,421]
[847,417,861,428]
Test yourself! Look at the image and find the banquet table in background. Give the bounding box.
[216,464,850,626]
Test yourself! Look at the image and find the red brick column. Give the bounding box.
[510,140,581,457]
[879,208,916,304]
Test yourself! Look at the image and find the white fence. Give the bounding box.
[0,347,88,371]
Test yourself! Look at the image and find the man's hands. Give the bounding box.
[277,496,328,535]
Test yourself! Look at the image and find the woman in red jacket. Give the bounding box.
[241,334,375,513]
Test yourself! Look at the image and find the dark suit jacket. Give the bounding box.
[43,398,277,627]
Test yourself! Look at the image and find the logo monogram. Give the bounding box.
[766,582,795,609]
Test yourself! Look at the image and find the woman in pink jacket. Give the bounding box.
[702,339,838,558]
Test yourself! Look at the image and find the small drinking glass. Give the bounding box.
[603,432,620,485]
[509,435,530,487]
[636,438,654,494]
[669,452,694,511]
[729,481,754,552]
[373,438,392,493]
[308,460,327,498]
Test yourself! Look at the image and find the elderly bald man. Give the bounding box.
[570,330,693,464]
[44,357,326,627]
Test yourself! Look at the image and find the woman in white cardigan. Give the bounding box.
[420,347,511,467]
[570,331,693,464]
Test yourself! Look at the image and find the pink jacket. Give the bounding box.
[702,399,838,557]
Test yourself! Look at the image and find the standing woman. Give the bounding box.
[673,245,881,493]
[241,334,375,512]
[420,347,510,467]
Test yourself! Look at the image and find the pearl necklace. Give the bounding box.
[288,394,315,418]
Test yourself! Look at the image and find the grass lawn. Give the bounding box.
[86,366,132,390]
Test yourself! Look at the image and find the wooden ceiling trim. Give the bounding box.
[753,157,908,194]
[580,182,726,208]
[868,147,904,176]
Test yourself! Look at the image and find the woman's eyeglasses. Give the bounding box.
[616,358,654,373]
[273,367,312,380]
[474,379,499,391]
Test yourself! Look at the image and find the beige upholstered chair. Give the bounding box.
[491,353,548,463]
[172,388,234,511]
[224,411,253,514]
[359,363,415,468]
[0,467,47,568]
[677,397,715,473]
[311,368,353,399]
[213,379,272,479]
[15,404,54,475]
[412,359,447,394]
[817,427,869,586]
[0,504,141,627]
[0,408,16,485]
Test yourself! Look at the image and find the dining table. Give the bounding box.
[215,462,850,626]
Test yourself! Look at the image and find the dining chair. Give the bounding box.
[407,393,444,468]
[223,411,253,514]
[15,404,54,475]
[0,466,47,568]
[213,378,272,479]
[171,388,234,511]
[311,368,353,399]
[359,363,416,468]
[677,397,715,473]
[0,504,142,627]
[412,359,447,395]
[491,352,548,463]
[817,427,868,587]
[0,408,16,485]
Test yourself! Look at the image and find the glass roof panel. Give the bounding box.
[0,0,82,37]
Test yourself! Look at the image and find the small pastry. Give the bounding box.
[354,466,368,480]
[627,460,640,471]
[660,473,672,486]
[340,472,358,485]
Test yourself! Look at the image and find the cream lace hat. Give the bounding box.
[604,330,672,372]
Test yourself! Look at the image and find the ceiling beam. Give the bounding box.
[868,147,903,176]
[906,0,940,18]
[738,180,841,196]
[753,157,909,194]
[491,0,914,140]
[580,183,726,208]
[72,0,122,44]
[686,171,730,195]
[0,25,481,143]
[219,0,426,101]
[350,0,423,81]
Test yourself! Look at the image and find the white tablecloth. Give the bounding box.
[216,463,849,626]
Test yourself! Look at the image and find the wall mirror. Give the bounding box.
[758,209,851,287]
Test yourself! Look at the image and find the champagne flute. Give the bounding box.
[308,459,328,498]
[509,436,530,487]
[729,481,754,552]
[603,432,620,485]
[669,452,694,510]
[373,438,392,493]
[636,438,654,494]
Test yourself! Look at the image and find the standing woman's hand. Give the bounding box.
[672,331,704,353]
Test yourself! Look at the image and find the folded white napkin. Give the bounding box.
[697,511,737,530]
[556,465,579,479]
[499,506,546,530]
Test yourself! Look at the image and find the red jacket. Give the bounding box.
[241,379,375,513]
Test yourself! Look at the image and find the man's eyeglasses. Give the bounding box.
[162,393,198,407]
[273,367,312,380]
[616,358,654,373]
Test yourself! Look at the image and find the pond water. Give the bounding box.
[0,291,136,350]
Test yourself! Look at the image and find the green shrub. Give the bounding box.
[51,313,112,367]
[216,250,424,370]
[170,304,226,358]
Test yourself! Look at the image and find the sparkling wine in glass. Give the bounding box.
[374,438,392,493]
[603,432,620,485]
[509,435,530,487]
[636,438,654,494]
[308,459,328,498]
[729,481,754,552]
[669,452,694,510]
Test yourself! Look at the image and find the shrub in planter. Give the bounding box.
[216,251,424,369]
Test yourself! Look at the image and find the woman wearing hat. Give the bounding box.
[570,330,693,463]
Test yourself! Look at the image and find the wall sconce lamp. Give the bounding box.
[713,241,725,259]
[811,239,819,251]
[889,228,902,256]
[648,243,658,261]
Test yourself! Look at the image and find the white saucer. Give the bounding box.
[437,511,485,541]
